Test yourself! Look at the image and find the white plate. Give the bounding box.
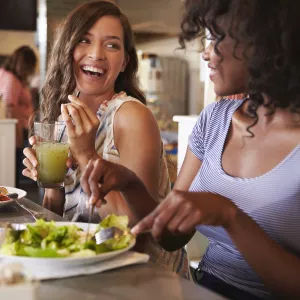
[0,222,135,269]
[0,186,27,207]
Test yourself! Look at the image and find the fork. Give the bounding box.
[85,198,108,243]
[94,227,127,245]
[94,227,150,245]
[7,193,46,221]
[0,223,27,245]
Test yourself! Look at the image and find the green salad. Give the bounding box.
[0,214,133,258]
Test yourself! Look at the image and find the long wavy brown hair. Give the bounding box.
[3,46,37,85]
[40,0,146,122]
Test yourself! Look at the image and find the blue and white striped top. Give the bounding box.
[189,98,300,299]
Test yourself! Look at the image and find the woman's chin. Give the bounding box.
[76,87,105,96]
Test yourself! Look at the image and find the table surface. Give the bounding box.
[0,198,226,300]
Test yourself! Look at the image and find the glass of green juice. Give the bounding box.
[34,121,69,189]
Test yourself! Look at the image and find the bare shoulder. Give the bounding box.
[114,100,158,132]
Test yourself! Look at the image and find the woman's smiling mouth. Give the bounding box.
[81,65,106,78]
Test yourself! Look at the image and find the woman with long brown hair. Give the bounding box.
[22,1,187,276]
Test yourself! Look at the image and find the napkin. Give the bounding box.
[1,251,149,281]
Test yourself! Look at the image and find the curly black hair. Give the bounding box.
[179,0,300,126]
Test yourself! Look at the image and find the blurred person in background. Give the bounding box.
[0,46,37,187]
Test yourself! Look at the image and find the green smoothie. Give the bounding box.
[36,142,69,186]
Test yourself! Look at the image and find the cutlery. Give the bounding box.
[7,193,46,221]
[0,223,26,245]
[85,198,107,243]
[0,222,26,231]
[94,226,150,245]
[85,203,95,243]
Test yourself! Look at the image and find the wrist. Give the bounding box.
[121,170,144,196]
[127,170,141,187]
[77,151,99,170]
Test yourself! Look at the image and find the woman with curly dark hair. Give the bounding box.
[81,0,300,299]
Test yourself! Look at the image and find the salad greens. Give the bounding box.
[0,214,133,258]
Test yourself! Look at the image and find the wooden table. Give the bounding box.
[0,198,226,300]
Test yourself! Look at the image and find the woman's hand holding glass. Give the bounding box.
[22,136,38,181]
[61,95,100,170]
[22,136,73,182]
[132,191,239,240]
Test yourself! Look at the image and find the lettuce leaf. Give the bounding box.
[104,234,132,250]
[23,246,64,258]
[96,214,133,250]
[97,214,129,231]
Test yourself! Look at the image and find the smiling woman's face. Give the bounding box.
[73,15,127,97]
[202,27,249,97]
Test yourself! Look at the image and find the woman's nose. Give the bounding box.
[202,43,212,61]
[88,45,105,60]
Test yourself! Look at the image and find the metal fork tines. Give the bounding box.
[94,227,126,245]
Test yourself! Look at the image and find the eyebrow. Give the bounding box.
[85,32,121,41]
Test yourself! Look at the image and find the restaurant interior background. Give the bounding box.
[0,0,215,265]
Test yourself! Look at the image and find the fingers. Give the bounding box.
[149,193,182,239]
[69,103,91,129]
[151,210,174,240]
[68,95,99,125]
[132,196,172,238]
[132,191,198,238]
[64,104,83,129]
[167,202,192,233]
[87,159,105,203]
[29,135,36,146]
[66,157,74,169]
[22,168,37,181]
[23,157,35,172]
[23,147,38,167]
[131,213,156,236]
[61,102,98,138]
[23,144,38,181]
[178,211,202,233]
[97,168,118,197]
[61,104,75,137]
[80,160,94,197]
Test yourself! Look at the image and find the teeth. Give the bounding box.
[82,66,104,74]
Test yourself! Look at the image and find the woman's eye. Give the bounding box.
[79,38,89,44]
[106,43,120,50]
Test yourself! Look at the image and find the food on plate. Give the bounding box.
[0,214,133,258]
[0,195,10,202]
[0,187,8,195]
[0,187,10,202]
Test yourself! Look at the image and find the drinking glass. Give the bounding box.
[34,121,69,188]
